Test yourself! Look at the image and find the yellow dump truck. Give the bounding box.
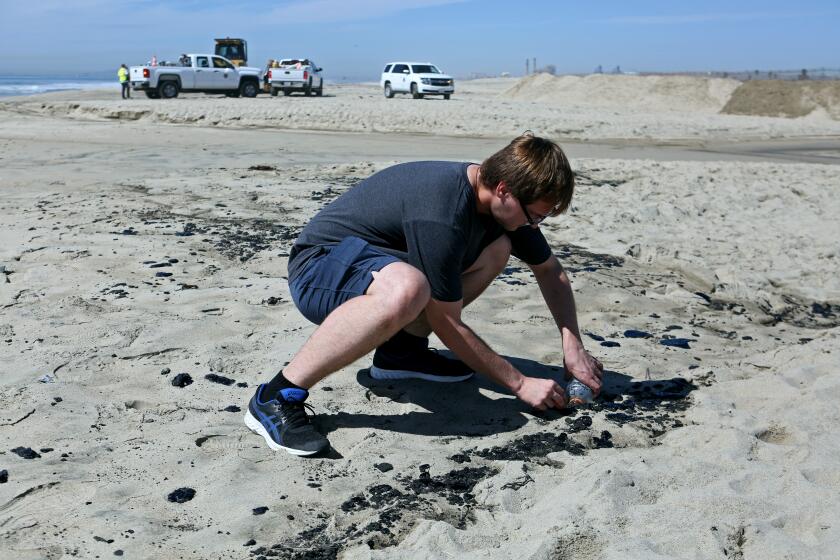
[214,38,248,67]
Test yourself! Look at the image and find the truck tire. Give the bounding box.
[240,80,258,98]
[270,87,278,97]
[316,83,323,96]
[145,90,160,99]
[444,94,450,100]
[159,80,179,99]
[411,83,423,100]
[384,83,394,98]
[304,79,312,97]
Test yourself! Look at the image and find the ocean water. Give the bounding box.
[0,75,118,98]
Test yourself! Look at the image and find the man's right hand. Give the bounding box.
[514,377,567,410]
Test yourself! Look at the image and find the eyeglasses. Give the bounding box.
[517,197,548,226]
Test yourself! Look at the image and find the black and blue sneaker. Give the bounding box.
[245,384,330,456]
[370,331,473,383]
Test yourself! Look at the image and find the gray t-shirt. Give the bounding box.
[288,161,552,302]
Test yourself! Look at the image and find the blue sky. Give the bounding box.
[1,0,837,79]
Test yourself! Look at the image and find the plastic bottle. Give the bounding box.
[566,378,594,406]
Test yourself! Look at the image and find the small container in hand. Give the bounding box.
[566,378,594,406]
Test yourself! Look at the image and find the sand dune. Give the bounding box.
[503,73,840,122]
[723,79,840,119]
[500,73,741,113]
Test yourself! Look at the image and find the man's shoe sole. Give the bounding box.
[370,366,473,383]
[244,410,324,457]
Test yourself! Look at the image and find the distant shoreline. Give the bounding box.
[0,75,118,99]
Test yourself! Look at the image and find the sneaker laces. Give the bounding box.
[277,401,316,430]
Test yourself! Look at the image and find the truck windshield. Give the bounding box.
[411,65,440,74]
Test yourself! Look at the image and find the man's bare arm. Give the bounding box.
[424,298,566,410]
[530,255,604,392]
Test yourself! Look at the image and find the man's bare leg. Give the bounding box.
[403,235,512,338]
[283,262,430,389]
[245,261,429,456]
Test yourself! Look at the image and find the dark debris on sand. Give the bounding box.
[251,377,698,558]
[205,373,236,386]
[574,170,631,189]
[659,337,693,349]
[210,219,301,262]
[597,378,694,437]
[467,378,694,462]
[299,177,357,206]
[496,265,529,286]
[695,290,840,330]
[139,211,302,263]
[170,373,193,388]
[498,243,624,282]
[476,431,585,461]
[11,447,41,460]
[555,244,624,273]
[251,465,497,558]
[759,297,840,329]
[166,487,196,503]
[402,466,496,507]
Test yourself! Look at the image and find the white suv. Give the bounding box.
[380,62,454,100]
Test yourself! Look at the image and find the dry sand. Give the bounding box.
[1,76,839,559]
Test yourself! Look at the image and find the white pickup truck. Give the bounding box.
[130,54,263,99]
[267,59,324,97]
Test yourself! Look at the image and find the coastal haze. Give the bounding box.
[2,2,840,560]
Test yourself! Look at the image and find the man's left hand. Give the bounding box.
[563,348,604,395]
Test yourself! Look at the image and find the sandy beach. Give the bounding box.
[1,76,839,559]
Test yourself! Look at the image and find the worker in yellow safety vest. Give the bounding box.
[118,64,130,99]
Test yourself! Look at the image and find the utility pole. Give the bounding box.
[525,59,529,75]
[533,57,537,74]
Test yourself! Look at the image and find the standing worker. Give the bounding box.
[118,64,130,99]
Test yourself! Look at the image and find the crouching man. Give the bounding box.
[245,133,604,456]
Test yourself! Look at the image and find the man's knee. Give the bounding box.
[368,262,430,324]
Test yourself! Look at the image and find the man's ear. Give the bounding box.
[494,181,509,200]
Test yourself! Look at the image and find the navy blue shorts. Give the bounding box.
[288,236,401,325]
